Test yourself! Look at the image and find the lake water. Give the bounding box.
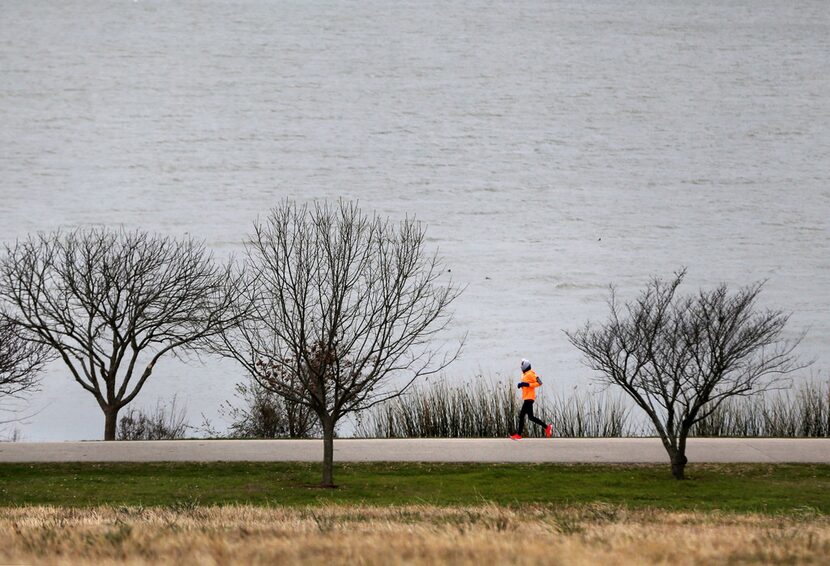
[1,0,828,440]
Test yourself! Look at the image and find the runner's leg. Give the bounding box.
[526,400,547,429]
[517,400,532,435]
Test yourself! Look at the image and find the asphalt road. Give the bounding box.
[1,438,828,463]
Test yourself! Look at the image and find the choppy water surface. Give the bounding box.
[1,1,828,439]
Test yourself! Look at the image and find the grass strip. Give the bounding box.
[1,462,827,513]
[3,505,829,565]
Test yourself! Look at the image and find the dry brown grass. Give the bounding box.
[1,504,828,565]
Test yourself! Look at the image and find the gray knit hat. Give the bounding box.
[521,359,531,372]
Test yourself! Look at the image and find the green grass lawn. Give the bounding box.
[1,462,827,514]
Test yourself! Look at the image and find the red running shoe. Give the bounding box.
[509,434,522,440]
[545,424,553,438]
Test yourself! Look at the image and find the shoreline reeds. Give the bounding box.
[357,378,829,439]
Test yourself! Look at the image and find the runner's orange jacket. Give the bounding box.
[520,369,541,401]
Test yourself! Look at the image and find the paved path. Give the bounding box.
[1,438,828,463]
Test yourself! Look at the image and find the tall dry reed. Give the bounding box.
[357,378,829,439]
[691,379,829,438]
[356,379,635,438]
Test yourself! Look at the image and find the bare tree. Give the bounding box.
[0,228,240,440]
[567,269,802,479]
[0,315,52,399]
[215,200,462,486]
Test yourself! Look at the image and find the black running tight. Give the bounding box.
[518,400,546,434]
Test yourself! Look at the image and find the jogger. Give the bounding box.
[510,358,553,440]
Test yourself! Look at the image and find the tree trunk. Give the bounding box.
[656,429,688,480]
[670,452,688,480]
[321,417,336,487]
[104,406,119,441]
